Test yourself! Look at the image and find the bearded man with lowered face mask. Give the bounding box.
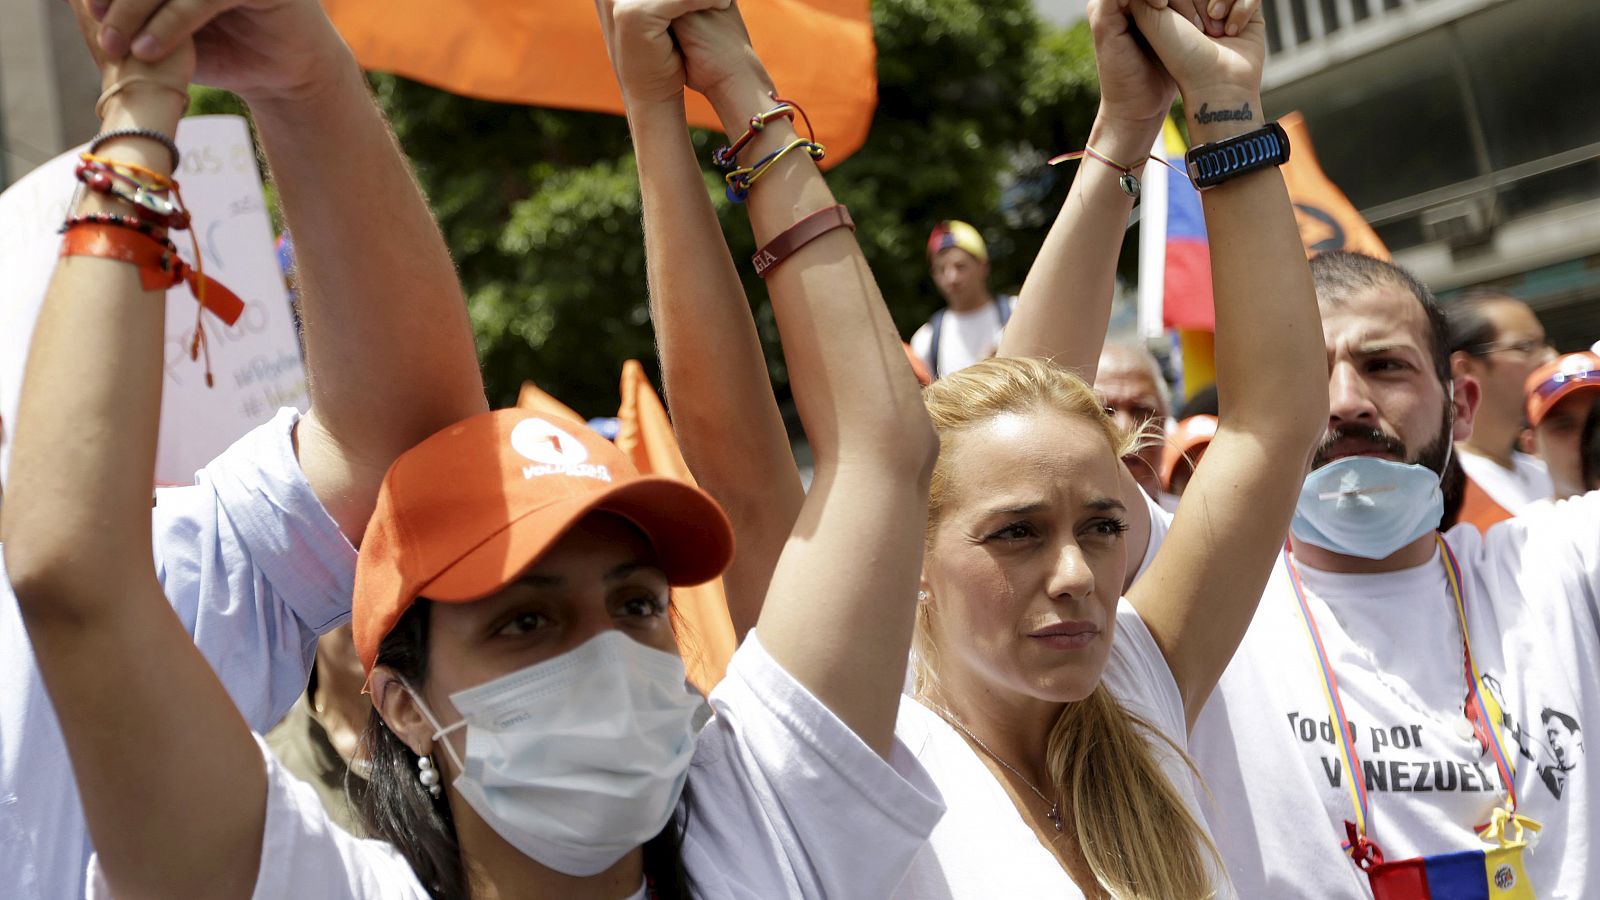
[1124,252,1600,898]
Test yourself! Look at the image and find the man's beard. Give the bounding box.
[1312,404,1453,477]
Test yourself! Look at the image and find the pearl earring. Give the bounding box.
[917,590,928,601]
[417,753,442,799]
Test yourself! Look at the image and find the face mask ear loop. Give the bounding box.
[405,683,469,775]
[1443,380,1456,474]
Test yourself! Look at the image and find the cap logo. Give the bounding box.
[1560,356,1598,376]
[509,418,612,483]
[512,418,588,465]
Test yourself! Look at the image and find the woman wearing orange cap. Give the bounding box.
[7,2,944,899]
[651,0,1323,895]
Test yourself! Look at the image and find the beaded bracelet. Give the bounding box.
[60,211,170,241]
[89,127,181,171]
[725,139,827,203]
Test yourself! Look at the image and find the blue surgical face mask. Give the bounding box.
[1291,455,1445,560]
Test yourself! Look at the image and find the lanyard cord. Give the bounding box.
[1285,535,1522,866]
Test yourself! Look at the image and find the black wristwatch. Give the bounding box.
[1185,122,1290,190]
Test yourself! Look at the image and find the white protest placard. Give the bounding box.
[0,115,308,487]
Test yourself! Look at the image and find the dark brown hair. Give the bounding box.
[1311,251,1453,387]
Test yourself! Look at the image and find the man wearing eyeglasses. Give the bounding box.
[1446,289,1559,531]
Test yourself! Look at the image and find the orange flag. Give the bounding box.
[1281,111,1390,260]
[516,381,589,428]
[320,0,877,165]
[615,361,738,693]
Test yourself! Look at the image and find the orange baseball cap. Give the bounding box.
[352,409,735,673]
[1525,352,1600,428]
[1160,414,1218,490]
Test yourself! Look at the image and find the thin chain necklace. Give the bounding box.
[926,702,1063,832]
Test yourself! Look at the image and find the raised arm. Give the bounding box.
[600,0,938,755]
[1000,0,1259,373]
[606,6,804,638]
[95,0,488,540]
[1120,0,1328,726]
[2,9,269,897]
[999,0,1255,589]
[998,0,1172,369]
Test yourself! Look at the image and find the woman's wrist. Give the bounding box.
[95,92,185,176]
[706,71,781,139]
[1086,111,1166,173]
[624,93,690,128]
[1179,90,1264,145]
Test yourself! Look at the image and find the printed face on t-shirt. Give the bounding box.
[1317,284,1463,475]
[921,408,1129,707]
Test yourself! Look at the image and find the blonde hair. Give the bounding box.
[916,357,1220,899]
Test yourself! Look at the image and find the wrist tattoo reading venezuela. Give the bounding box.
[1193,102,1254,125]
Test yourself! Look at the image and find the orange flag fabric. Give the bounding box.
[615,361,738,692]
[1280,111,1390,260]
[320,0,877,165]
[516,381,589,428]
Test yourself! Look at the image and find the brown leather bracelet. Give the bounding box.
[752,205,855,277]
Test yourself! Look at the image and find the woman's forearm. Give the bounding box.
[627,99,804,636]
[1000,111,1162,373]
[3,93,183,606]
[1191,92,1326,441]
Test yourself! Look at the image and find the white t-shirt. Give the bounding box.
[91,633,945,900]
[891,600,1235,899]
[1165,494,1600,899]
[1459,448,1554,512]
[910,300,1009,378]
[0,408,356,900]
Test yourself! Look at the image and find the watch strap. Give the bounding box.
[1185,122,1291,190]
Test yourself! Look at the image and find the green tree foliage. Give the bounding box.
[200,0,1105,416]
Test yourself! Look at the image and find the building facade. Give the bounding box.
[1261,0,1600,348]
[0,0,99,190]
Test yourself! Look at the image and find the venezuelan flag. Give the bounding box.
[1366,846,1535,900]
[1138,116,1215,398]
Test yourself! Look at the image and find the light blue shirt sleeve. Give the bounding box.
[1,407,357,900]
[151,406,357,732]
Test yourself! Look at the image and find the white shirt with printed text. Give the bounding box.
[1162,493,1600,898]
